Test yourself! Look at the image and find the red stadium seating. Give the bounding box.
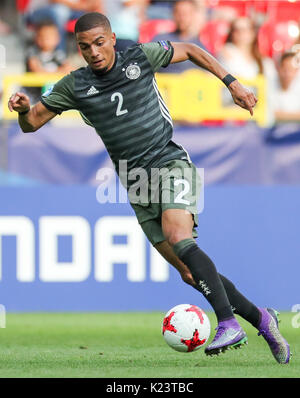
[205,1,300,58]
[258,20,299,58]
[16,0,31,13]
[207,0,300,21]
[267,0,300,22]
[251,0,269,14]
[200,19,229,55]
[139,19,176,43]
[206,0,249,16]
[66,19,77,33]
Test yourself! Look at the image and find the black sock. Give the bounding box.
[178,243,234,322]
[218,274,261,328]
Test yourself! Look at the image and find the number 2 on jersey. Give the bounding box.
[111,92,128,117]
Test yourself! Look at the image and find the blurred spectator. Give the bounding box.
[0,18,11,35]
[24,21,74,105]
[146,0,173,20]
[217,17,276,80]
[273,52,300,122]
[218,17,277,125]
[26,21,74,74]
[104,0,148,51]
[208,3,238,23]
[26,0,103,54]
[152,0,208,73]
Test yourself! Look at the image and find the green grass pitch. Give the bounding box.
[0,312,298,378]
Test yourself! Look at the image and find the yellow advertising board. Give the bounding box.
[156,70,267,126]
[2,73,79,121]
[2,71,267,126]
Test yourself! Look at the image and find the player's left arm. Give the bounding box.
[170,42,258,115]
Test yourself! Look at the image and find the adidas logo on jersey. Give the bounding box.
[87,86,99,96]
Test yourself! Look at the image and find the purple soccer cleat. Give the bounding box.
[205,317,248,356]
[257,308,290,364]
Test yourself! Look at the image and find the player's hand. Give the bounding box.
[228,80,258,116]
[8,92,31,113]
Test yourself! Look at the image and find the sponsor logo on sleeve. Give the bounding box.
[159,40,169,51]
[42,85,54,98]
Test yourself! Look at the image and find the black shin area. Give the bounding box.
[178,243,234,322]
[218,274,261,328]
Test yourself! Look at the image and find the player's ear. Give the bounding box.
[111,32,116,46]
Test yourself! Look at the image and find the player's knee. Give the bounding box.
[165,229,192,247]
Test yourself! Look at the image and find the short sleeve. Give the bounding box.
[40,73,77,114]
[79,111,93,127]
[139,41,174,73]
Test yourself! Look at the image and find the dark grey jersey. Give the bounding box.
[41,41,189,187]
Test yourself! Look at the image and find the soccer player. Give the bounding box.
[8,12,290,363]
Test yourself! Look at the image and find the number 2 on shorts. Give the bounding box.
[174,179,190,205]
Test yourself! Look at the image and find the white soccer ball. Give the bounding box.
[162,304,211,352]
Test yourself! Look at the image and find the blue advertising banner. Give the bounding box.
[0,185,299,312]
[5,122,300,186]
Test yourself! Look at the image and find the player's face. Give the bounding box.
[76,26,116,73]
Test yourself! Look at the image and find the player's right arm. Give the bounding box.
[8,92,57,133]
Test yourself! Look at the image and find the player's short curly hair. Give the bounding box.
[75,12,111,34]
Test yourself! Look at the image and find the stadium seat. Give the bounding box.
[207,0,248,16]
[206,0,300,20]
[65,19,77,33]
[200,20,229,55]
[258,20,299,58]
[16,0,31,13]
[251,0,269,14]
[139,19,176,43]
[268,0,300,22]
